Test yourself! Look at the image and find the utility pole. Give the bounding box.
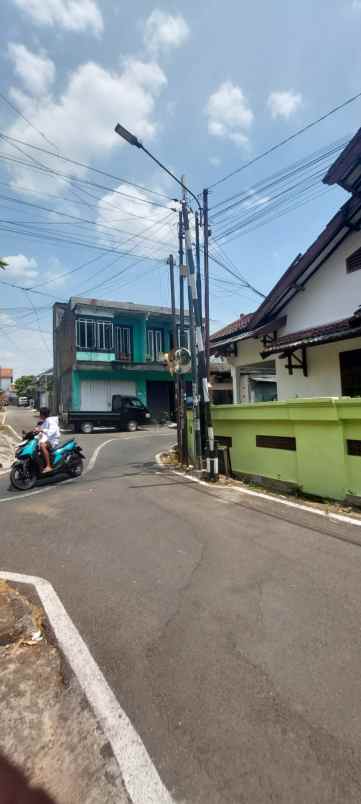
[195,209,206,453]
[182,201,218,480]
[203,188,210,375]
[168,254,177,352]
[178,209,187,464]
[167,253,179,445]
[195,211,202,321]
[182,180,202,469]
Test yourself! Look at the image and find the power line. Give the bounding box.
[208,90,361,190]
[0,131,176,201]
[0,153,174,210]
[210,138,346,218]
[23,290,52,358]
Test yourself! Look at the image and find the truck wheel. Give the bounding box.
[127,420,137,432]
[80,421,93,434]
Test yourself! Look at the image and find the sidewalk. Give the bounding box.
[0,580,129,803]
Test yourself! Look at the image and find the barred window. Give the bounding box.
[76,318,113,351]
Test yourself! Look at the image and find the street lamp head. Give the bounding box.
[114,123,142,148]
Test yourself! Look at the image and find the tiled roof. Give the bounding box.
[210,313,254,342]
[0,368,13,378]
[261,316,361,356]
[323,128,361,193]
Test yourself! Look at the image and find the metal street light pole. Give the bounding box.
[114,124,202,214]
[114,122,218,480]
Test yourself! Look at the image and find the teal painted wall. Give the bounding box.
[76,351,115,362]
[188,398,361,502]
[113,315,145,362]
[72,371,81,410]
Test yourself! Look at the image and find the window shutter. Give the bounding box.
[346,246,361,274]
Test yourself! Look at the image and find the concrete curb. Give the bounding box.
[0,571,174,804]
[171,468,361,530]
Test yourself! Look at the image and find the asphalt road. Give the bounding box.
[2,407,361,802]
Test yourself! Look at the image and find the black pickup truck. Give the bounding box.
[62,394,152,434]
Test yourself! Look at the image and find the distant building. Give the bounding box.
[31,369,53,410]
[53,297,191,420]
[0,368,13,393]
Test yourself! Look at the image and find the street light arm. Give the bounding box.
[139,145,202,213]
[114,122,201,212]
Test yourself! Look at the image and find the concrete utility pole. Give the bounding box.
[182,201,218,480]
[168,254,177,351]
[178,210,187,464]
[181,178,201,468]
[203,188,210,375]
[167,252,181,450]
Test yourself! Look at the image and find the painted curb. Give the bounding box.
[0,571,174,804]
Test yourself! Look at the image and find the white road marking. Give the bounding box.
[172,470,361,530]
[84,437,123,475]
[0,432,174,503]
[0,571,173,804]
[5,423,22,441]
[0,479,76,503]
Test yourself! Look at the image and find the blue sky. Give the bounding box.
[1,0,360,376]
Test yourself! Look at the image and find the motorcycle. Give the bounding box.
[10,430,85,491]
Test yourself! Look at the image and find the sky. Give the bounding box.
[1,0,360,377]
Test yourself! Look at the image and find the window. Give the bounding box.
[76,318,113,351]
[76,319,96,349]
[346,247,361,274]
[177,327,191,350]
[97,321,113,350]
[147,329,163,361]
[115,326,132,358]
[126,398,145,409]
[340,349,361,396]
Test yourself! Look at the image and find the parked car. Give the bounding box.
[17,397,29,407]
[62,394,152,434]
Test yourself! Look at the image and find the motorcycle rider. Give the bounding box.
[35,407,60,474]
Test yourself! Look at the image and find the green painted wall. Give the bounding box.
[190,398,361,501]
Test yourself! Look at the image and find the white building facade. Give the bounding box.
[210,130,361,403]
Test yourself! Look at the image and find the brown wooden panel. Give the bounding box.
[256,435,296,451]
[347,439,361,457]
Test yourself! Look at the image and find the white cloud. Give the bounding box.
[96,183,178,260]
[0,313,16,328]
[209,156,221,167]
[8,44,55,97]
[144,9,190,54]
[352,0,361,9]
[206,81,254,146]
[12,0,103,35]
[267,90,303,120]
[4,58,167,196]
[243,191,270,210]
[3,254,39,282]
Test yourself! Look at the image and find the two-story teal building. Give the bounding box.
[53,297,190,420]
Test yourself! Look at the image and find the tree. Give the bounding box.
[14,375,36,397]
[0,259,7,270]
